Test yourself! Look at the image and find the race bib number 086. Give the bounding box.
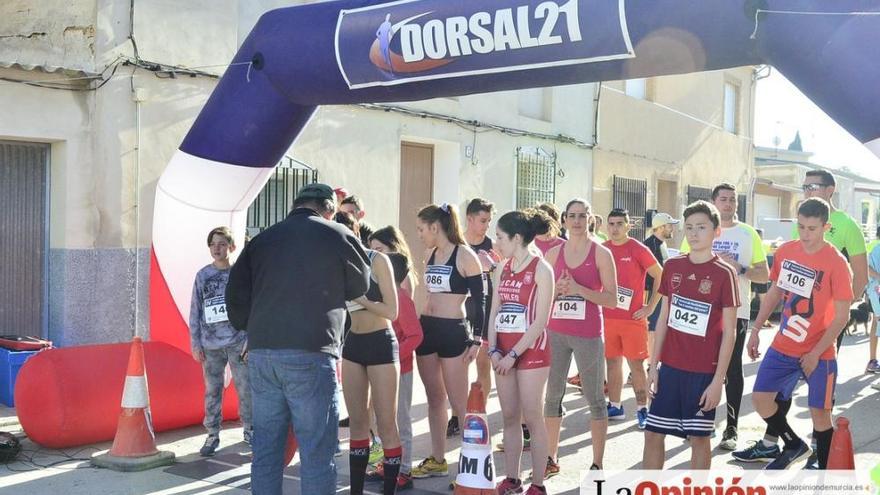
[667,294,711,337]
[425,265,453,293]
[776,260,816,299]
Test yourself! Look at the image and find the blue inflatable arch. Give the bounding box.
[151,0,880,348]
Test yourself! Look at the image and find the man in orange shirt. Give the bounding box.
[748,198,853,470]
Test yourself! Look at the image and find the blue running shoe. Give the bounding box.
[607,404,625,421]
[803,451,820,470]
[732,441,781,463]
[765,442,811,470]
[637,408,648,430]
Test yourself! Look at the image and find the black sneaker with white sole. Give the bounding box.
[446,416,460,438]
[764,442,810,470]
[200,434,220,457]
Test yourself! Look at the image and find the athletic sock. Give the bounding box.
[762,406,802,450]
[762,397,792,447]
[610,402,621,409]
[383,446,403,495]
[815,428,834,469]
[350,438,371,495]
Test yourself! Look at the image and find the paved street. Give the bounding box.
[2,325,880,494]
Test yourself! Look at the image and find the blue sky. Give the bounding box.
[755,69,880,182]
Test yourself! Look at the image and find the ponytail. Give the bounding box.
[417,203,466,245]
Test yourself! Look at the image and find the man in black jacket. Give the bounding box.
[226,182,370,495]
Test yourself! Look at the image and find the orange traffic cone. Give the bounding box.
[92,337,175,471]
[827,416,855,470]
[454,382,495,495]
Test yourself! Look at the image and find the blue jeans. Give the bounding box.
[248,349,339,495]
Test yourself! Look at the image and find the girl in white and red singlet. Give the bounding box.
[488,209,556,495]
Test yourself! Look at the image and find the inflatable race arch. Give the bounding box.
[16,0,880,449]
[152,0,880,351]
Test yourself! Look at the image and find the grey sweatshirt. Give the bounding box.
[189,264,247,351]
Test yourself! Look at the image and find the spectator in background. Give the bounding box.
[642,213,679,362]
[340,195,375,245]
[226,183,370,495]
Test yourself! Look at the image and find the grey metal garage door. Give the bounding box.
[0,141,48,338]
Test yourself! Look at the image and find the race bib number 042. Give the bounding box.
[667,294,711,337]
[776,260,816,299]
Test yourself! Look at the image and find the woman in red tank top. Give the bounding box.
[487,209,555,495]
[542,199,619,473]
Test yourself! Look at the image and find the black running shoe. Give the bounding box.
[765,442,811,470]
[446,416,460,438]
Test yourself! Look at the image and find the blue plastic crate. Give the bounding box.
[0,348,38,407]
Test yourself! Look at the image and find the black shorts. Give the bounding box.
[342,329,398,366]
[416,316,470,358]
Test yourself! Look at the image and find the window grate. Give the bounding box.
[515,147,556,210]
[686,185,713,205]
[246,156,318,237]
[613,176,647,240]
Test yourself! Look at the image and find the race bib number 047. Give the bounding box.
[667,294,711,337]
[495,303,528,333]
[776,260,816,299]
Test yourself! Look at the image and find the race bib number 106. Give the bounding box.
[776,260,816,299]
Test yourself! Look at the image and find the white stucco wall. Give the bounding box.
[0,0,597,344]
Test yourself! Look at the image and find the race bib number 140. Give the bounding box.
[204,296,228,324]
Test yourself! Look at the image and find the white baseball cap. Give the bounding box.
[651,212,680,229]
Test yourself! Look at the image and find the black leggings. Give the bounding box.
[725,319,748,428]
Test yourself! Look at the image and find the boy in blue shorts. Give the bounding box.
[189,226,252,457]
[643,201,739,469]
[747,198,853,470]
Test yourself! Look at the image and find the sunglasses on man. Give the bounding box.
[802,183,831,192]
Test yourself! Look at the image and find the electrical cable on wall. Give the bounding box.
[356,103,595,149]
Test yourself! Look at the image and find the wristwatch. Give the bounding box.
[739,265,747,275]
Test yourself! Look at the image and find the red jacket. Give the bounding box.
[392,288,423,374]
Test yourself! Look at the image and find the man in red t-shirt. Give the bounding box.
[748,197,853,470]
[643,201,739,469]
[603,208,662,429]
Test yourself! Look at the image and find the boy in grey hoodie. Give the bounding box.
[189,226,251,456]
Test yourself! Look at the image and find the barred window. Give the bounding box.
[515,147,556,210]
[612,176,647,240]
[686,185,712,205]
[246,157,318,238]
